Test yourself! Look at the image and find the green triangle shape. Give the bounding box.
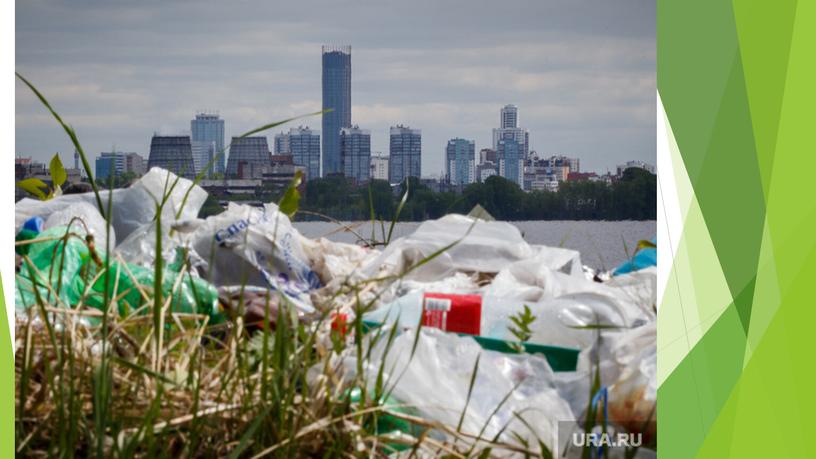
[693,52,766,309]
[733,0,799,199]
[658,306,747,458]
[733,277,756,334]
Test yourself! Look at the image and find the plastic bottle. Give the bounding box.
[363,290,628,349]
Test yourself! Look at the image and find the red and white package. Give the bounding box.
[421,293,482,335]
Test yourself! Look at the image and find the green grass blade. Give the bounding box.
[386,181,410,244]
[15,72,105,218]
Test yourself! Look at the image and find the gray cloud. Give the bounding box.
[16,0,655,175]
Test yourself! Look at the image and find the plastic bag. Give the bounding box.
[347,327,576,455]
[484,260,656,326]
[44,201,116,248]
[361,214,583,282]
[15,225,221,324]
[553,322,656,451]
[301,237,379,283]
[189,202,322,313]
[613,239,656,276]
[605,322,656,443]
[16,225,91,310]
[15,167,207,243]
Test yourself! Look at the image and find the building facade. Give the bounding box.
[95,151,145,181]
[288,126,321,180]
[492,104,529,158]
[321,45,352,177]
[542,155,580,174]
[225,136,272,179]
[147,136,195,178]
[191,113,225,176]
[500,104,518,129]
[445,138,476,185]
[340,126,371,183]
[497,137,524,189]
[274,131,291,155]
[370,153,389,181]
[493,127,529,158]
[191,141,216,177]
[389,125,422,185]
[479,148,497,165]
[477,163,497,183]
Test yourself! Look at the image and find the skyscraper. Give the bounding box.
[191,113,225,176]
[389,125,422,185]
[492,104,529,158]
[500,104,518,128]
[446,138,476,185]
[497,137,524,189]
[191,140,216,177]
[225,136,271,179]
[274,131,291,155]
[340,126,371,183]
[289,126,321,180]
[321,45,352,177]
[147,136,195,178]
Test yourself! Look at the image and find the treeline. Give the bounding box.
[298,167,656,221]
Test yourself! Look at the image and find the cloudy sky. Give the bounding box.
[16,0,655,176]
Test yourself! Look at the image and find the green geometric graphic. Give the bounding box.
[658,0,816,457]
[0,277,11,457]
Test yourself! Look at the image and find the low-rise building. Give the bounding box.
[567,172,599,182]
[199,179,263,195]
[96,151,146,181]
[477,163,497,183]
[370,153,389,181]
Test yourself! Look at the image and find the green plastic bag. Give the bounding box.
[15,225,223,324]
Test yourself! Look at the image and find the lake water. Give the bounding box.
[293,220,656,270]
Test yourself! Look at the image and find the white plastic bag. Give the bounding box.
[15,167,207,243]
[484,261,656,326]
[361,214,582,282]
[349,328,576,455]
[554,322,657,450]
[605,322,656,441]
[190,202,322,312]
[43,201,116,248]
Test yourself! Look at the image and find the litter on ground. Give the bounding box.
[15,168,657,457]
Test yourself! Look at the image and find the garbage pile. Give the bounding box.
[15,168,657,457]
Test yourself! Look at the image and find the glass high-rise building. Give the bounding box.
[340,126,371,183]
[274,131,291,155]
[497,137,524,189]
[191,113,225,176]
[289,126,321,180]
[389,125,422,185]
[493,104,529,158]
[225,136,271,179]
[191,140,216,177]
[321,45,352,176]
[500,104,518,129]
[147,136,195,178]
[446,138,476,185]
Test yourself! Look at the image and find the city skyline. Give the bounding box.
[15,0,655,176]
